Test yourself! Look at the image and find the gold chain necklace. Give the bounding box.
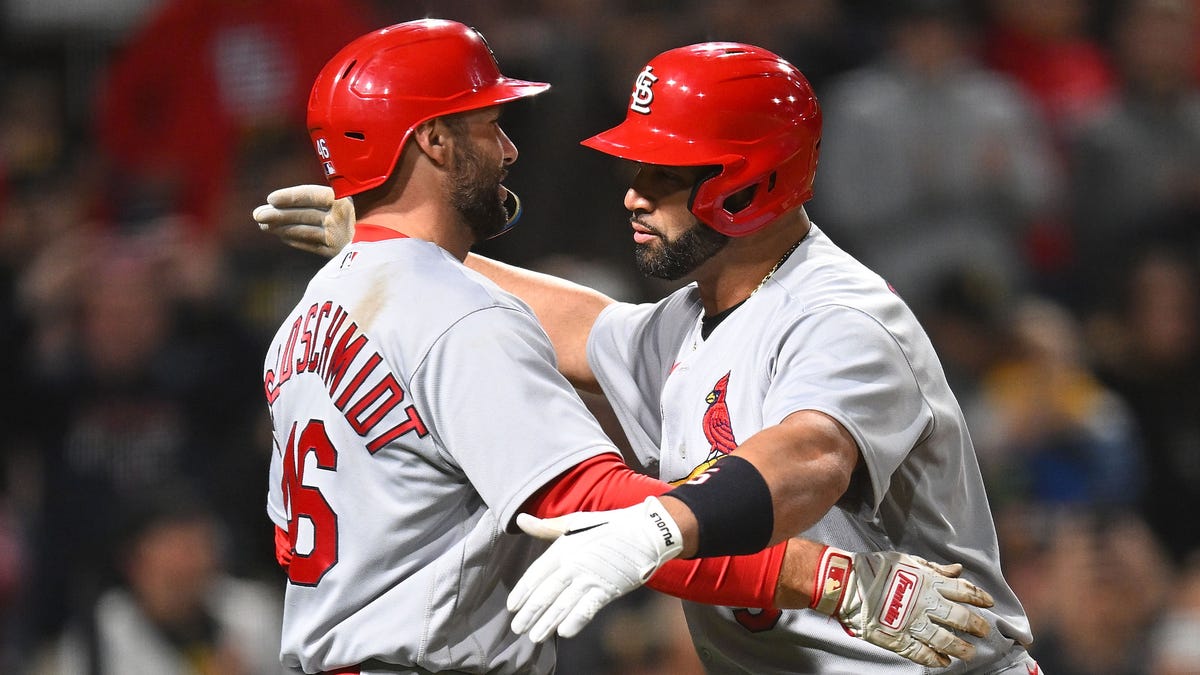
[751,237,804,296]
[687,236,807,354]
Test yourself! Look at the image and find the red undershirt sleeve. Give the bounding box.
[274,525,293,569]
[522,453,785,609]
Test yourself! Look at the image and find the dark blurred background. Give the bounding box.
[2,0,1199,673]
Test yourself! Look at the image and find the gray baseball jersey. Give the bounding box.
[264,234,615,674]
[587,224,1034,674]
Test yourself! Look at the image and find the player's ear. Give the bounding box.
[413,118,450,166]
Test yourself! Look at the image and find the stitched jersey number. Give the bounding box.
[281,420,338,586]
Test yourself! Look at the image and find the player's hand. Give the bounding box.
[507,496,685,643]
[811,546,994,668]
[253,184,356,258]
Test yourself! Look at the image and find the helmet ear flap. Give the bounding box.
[686,166,724,221]
[724,175,770,215]
[691,162,784,236]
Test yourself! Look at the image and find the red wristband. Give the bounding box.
[810,545,853,615]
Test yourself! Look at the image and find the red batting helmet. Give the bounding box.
[308,19,550,199]
[582,43,821,237]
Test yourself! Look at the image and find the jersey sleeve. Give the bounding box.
[763,305,934,514]
[266,433,287,530]
[586,294,699,472]
[411,306,618,530]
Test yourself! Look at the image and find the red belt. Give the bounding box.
[322,669,360,675]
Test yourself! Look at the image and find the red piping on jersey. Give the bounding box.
[351,223,411,242]
[524,453,784,609]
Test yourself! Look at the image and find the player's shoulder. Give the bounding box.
[294,239,535,349]
[352,239,524,312]
[776,226,900,309]
[762,231,924,343]
[596,283,701,335]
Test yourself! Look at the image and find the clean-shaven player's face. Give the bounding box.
[445,106,517,241]
[626,163,729,281]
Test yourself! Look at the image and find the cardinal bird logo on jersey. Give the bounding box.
[672,372,738,486]
[671,371,785,633]
[703,372,737,455]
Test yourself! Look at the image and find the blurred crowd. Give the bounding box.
[1,0,1199,673]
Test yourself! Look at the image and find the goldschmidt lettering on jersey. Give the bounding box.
[264,300,428,452]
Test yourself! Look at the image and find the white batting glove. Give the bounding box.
[811,546,994,668]
[507,496,685,643]
[252,184,356,258]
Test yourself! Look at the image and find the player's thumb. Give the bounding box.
[515,513,570,540]
[517,510,614,540]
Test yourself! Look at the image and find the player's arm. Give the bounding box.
[514,452,994,668]
[253,185,611,391]
[686,409,861,552]
[515,422,840,599]
[463,255,611,391]
[521,453,787,610]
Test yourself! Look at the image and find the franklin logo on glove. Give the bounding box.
[882,567,919,630]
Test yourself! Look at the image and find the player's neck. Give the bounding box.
[695,209,810,317]
[355,206,474,260]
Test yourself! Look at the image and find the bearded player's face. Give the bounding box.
[625,164,729,281]
[445,107,516,241]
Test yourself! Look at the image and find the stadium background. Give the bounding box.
[1,0,1199,673]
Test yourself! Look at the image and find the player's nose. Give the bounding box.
[499,126,518,166]
[624,186,653,213]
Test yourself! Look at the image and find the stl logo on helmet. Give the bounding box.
[315,137,337,176]
[630,65,659,115]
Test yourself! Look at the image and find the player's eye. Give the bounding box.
[656,168,689,191]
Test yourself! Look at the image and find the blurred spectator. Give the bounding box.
[0,69,68,188]
[967,296,1144,509]
[1001,509,1171,674]
[920,267,1015,403]
[1147,556,1200,674]
[979,0,1115,294]
[692,0,882,92]
[29,487,285,675]
[0,503,27,673]
[17,226,266,650]
[552,587,703,675]
[811,0,1061,316]
[0,71,99,668]
[1066,0,1200,306]
[597,591,704,675]
[982,0,1115,136]
[1090,248,1200,564]
[92,0,376,233]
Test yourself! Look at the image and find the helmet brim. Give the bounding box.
[485,78,552,103]
[581,123,731,167]
[444,78,550,113]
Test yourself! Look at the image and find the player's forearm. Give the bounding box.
[524,454,788,609]
[640,534,822,610]
[773,538,825,607]
[647,540,786,609]
[658,413,856,561]
[648,537,827,610]
[731,411,858,543]
[465,253,613,392]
